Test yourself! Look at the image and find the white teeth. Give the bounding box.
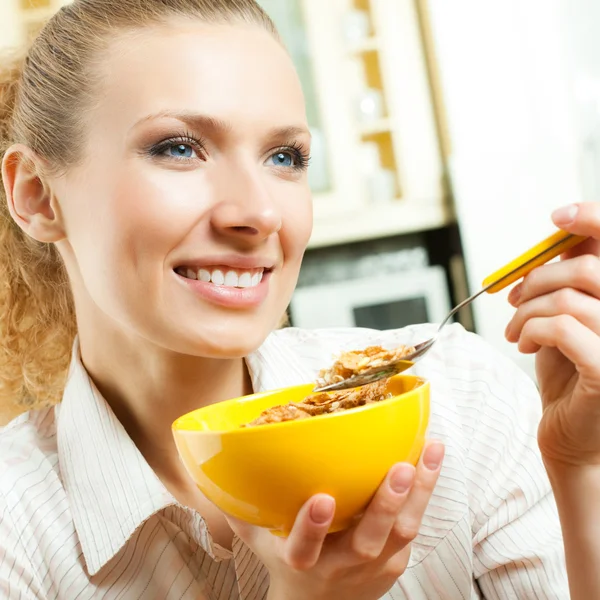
[224,271,239,287]
[238,272,252,288]
[182,266,266,288]
[198,269,211,282]
[211,269,225,286]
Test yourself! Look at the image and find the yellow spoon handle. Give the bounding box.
[482,230,588,294]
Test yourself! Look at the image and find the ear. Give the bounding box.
[1,144,66,243]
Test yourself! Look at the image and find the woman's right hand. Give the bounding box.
[229,441,444,600]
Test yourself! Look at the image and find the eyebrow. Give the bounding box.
[133,110,311,140]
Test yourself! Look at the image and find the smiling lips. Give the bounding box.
[176,266,265,289]
[175,263,273,309]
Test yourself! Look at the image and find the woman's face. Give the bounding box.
[53,21,313,357]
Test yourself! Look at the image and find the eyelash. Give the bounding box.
[148,132,207,161]
[147,133,311,171]
[272,141,311,172]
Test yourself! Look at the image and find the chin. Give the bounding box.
[175,322,275,359]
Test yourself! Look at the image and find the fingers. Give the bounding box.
[561,236,600,261]
[346,463,416,562]
[518,314,600,375]
[380,546,412,581]
[506,288,600,343]
[346,441,444,564]
[507,202,600,307]
[378,441,444,562]
[508,255,600,307]
[552,203,600,252]
[283,494,335,570]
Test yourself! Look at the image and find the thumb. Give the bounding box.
[551,203,600,259]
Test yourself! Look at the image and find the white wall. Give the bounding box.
[0,1,22,51]
[560,0,600,205]
[427,0,587,379]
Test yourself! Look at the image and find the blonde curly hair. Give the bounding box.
[0,0,277,422]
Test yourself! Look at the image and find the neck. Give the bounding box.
[77,321,253,491]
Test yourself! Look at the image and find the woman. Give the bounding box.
[0,0,598,598]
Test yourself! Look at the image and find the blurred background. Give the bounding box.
[2,0,600,380]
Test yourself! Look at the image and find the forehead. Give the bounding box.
[93,21,307,133]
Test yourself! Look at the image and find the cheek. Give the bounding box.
[280,189,313,263]
[64,166,209,306]
[111,176,177,264]
[78,168,205,263]
[112,168,205,244]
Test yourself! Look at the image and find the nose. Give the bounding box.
[209,163,282,243]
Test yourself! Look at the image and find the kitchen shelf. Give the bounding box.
[308,200,454,249]
[358,118,393,137]
[19,0,52,9]
[347,37,380,55]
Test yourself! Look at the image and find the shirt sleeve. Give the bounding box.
[0,492,46,599]
[449,331,570,599]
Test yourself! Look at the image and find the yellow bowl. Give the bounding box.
[172,374,429,535]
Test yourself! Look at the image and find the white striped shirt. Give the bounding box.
[0,323,569,599]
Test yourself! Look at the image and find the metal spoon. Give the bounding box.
[313,230,587,392]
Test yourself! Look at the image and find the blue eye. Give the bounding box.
[168,144,195,159]
[271,152,294,167]
[148,135,206,163]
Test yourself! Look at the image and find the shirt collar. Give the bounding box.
[56,340,177,575]
[56,332,313,576]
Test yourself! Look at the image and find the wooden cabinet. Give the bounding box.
[260,0,453,248]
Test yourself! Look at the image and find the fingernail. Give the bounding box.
[552,204,578,226]
[508,283,522,305]
[423,442,445,471]
[310,496,335,525]
[504,321,513,341]
[389,464,415,494]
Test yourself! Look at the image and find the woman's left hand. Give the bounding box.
[505,202,600,468]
